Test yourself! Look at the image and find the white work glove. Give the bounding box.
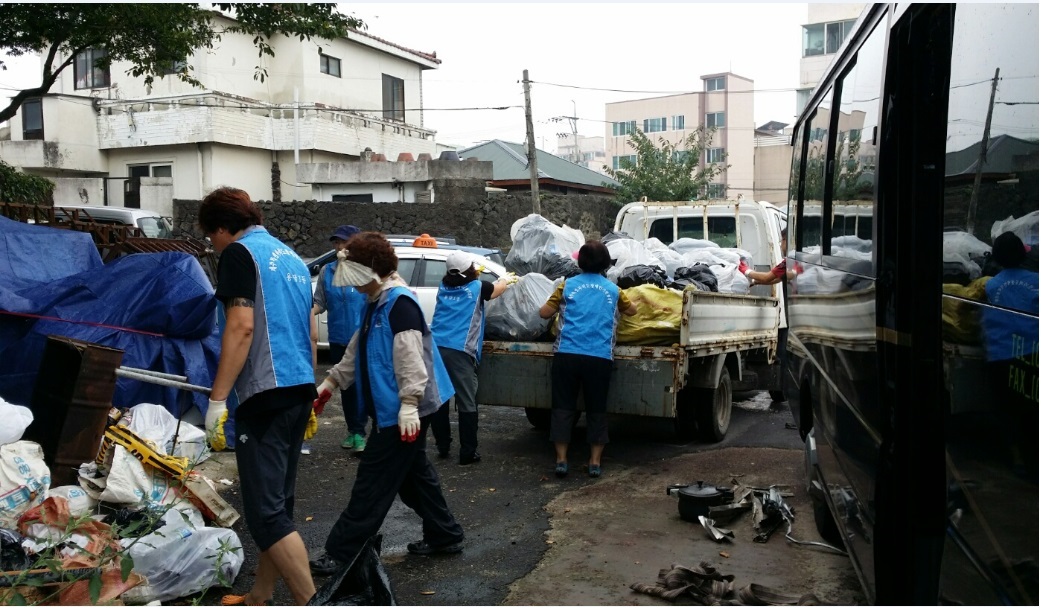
[313,378,336,416]
[398,396,421,443]
[205,399,228,451]
[503,272,520,286]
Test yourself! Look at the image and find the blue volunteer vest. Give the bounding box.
[553,273,621,361]
[321,262,367,345]
[356,286,455,428]
[430,280,485,362]
[230,226,315,403]
[982,268,1039,362]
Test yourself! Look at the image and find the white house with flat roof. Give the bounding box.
[0,12,442,215]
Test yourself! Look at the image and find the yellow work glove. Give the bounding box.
[503,272,520,286]
[304,407,319,440]
[205,399,228,452]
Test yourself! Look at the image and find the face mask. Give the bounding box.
[333,258,380,287]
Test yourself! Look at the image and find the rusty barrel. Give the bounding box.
[24,336,124,486]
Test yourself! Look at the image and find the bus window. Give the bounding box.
[831,22,885,266]
[801,91,833,255]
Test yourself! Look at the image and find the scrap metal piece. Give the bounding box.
[707,501,753,524]
[698,515,735,543]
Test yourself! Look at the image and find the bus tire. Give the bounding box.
[524,407,551,430]
[696,367,732,443]
[813,496,843,546]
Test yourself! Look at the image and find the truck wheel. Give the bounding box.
[696,367,732,443]
[813,496,843,546]
[524,407,551,430]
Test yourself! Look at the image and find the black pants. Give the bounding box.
[431,347,480,458]
[324,416,464,562]
[329,342,367,436]
[235,400,311,551]
[550,352,612,445]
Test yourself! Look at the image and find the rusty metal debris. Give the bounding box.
[698,515,735,543]
[630,562,829,605]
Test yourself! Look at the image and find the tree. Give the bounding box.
[603,127,729,203]
[0,4,365,124]
[0,159,54,204]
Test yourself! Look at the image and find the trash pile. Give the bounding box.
[630,562,828,605]
[0,395,243,605]
[487,215,755,344]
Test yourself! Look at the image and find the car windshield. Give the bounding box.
[137,216,174,239]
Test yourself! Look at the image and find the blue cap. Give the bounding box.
[330,225,361,242]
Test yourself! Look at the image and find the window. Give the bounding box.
[672,150,690,163]
[706,112,725,128]
[803,23,826,57]
[672,115,685,130]
[612,121,636,136]
[332,194,374,203]
[320,53,341,78]
[706,147,725,164]
[826,20,858,54]
[705,183,726,199]
[161,59,187,76]
[612,155,637,170]
[800,88,833,253]
[831,22,884,256]
[22,98,43,140]
[128,163,172,178]
[420,259,447,287]
[649,216,737,246]
[382,74,404,122]
[396,258,418,285]
[74,48,110,89]
[706,76,726,91]
[643,117,666,133]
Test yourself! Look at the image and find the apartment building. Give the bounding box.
[555,134,609,176]
[0,12,442,215]
[796,3,868,115]
[605,73,754,201]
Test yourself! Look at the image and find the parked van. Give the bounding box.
[55,205,174,239]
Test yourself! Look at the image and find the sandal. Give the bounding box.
[554,462,569,478]
[221,594,272,606]
[588,464,602,478]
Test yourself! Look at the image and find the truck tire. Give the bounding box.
[696,367,732,443]
[524,407,551,430]
[813,496,843,546]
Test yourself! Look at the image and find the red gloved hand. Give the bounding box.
[738,260,750,276]
[313,379,335,416]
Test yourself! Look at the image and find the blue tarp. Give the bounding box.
[0,215,221,420]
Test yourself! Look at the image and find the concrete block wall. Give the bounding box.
[174,187,621,258]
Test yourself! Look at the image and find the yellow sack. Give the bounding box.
[616,284,684,346]
[941,276,989,345]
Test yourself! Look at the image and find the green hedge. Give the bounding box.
[0,160,54,205]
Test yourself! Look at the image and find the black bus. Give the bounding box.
[783,3,1037,605]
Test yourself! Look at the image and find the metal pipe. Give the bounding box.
[115,368,210,395]
[117,366,187,382]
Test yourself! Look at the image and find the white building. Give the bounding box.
[796,3,868,115]
[0,12,442,216]
[554,134,608,176]
[605,72,755,201]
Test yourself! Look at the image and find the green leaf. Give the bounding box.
[88,571,103,605]
[121,554,134,583]
[8,592,27,605]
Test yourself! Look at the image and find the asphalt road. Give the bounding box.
[200,367,864,606]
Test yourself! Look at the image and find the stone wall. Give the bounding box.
[174,184,621,258]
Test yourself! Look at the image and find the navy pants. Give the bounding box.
[329,342,367,436]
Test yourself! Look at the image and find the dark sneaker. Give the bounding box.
[459,452,481,466]
[406,540,463,555]
[437,446,450,459]
[309,553,343,576]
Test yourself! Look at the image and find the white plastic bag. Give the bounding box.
[604,238,665,283]
[991,210,1039,246]
[46,485,98,518]
[504,215,584,278]
[669,238,720,255]
[0,441,51,529]
[121,503,243,603]
[0,397,34,446]
[485,274,559,340]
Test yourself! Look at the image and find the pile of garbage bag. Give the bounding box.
[0,397,244,604]
[489,216,759,345]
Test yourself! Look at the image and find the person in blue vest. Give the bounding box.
[981,231,1038,477]
[312,224,369,453]
[198,187,317,606]
[539,240,637,479]
[429,251,516,465]
[308,231,464,576]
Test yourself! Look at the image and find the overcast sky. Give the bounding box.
[1,2,811,152]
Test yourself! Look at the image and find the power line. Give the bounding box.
[529,79,801,95]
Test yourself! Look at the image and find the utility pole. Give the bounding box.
[966,67,999,237]
[523,69,540,215]
[570,100,580,165]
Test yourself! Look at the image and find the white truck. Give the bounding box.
[475,199,788,442]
